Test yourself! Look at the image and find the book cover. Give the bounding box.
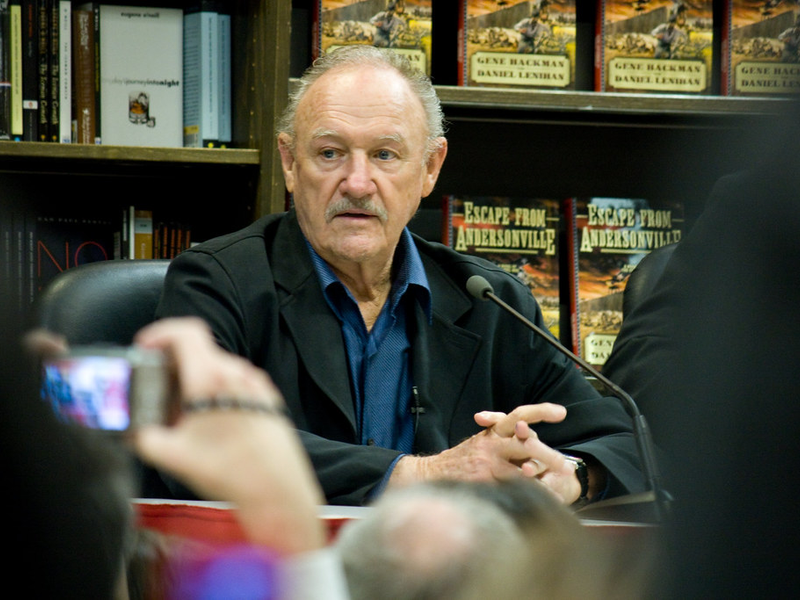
[313,0,432,75]
[20,0,38,141]
[444,194,561,337]
[183,4,218,147]
[564,196,684,368]
[721,1,800,96]
[99,5,182,147]
[595,0,713,94]
[34,213,116,297]
[458,0,577,89]
[71,6,96,144]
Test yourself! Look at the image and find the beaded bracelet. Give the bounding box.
[183,396,290,418]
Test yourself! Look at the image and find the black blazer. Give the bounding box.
[157,211,643,505]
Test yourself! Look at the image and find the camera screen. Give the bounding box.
[41,356,132,431]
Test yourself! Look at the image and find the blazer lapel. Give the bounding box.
[272,213,356,431]
[411,255,483,452]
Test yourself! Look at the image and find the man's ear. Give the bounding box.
[421,138,448,198]
[277,133,296,193]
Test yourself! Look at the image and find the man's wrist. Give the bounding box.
[387,454,428,488]
[564,455,590,507]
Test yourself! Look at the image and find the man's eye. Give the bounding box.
[320,149,338,159]
[376,149,395,160]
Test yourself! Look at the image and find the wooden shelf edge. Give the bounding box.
[434,85,793,117]
[0,141,261,166]
[289,76,790,117]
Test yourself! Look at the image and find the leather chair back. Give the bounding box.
[36,259,171,346]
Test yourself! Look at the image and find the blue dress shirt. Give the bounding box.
[306,228,432,455]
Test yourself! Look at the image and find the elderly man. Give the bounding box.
[156,45,643,506]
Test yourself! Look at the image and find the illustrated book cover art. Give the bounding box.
[99,4,182,147]
[444,194,561,337]
[458,0,577,90]
[564,196,684,368]
[595,0,713,94]
[313,0,432,75]
[722,1,800,96]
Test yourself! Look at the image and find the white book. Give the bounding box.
[58,1,71,143]
[99,5,183,147]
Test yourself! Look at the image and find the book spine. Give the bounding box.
[0,4,12,139]
[719,0,732,96]
[456,0,466,86]
[594,0,605,92]
[57,0,68,142]
[71,7,94,144]
[48,0,57,141]
[10,0,22,138]
[89,2,99,143]
[563,197,580,358]
[311,0,321,61]
[36,0,46,140]
[218,7,230,144]
[182,9,218,147]
[133,208,153,259]
[20,0,36,141]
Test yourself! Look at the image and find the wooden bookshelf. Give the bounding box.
[0,0,291,241]
[1,0,792,243]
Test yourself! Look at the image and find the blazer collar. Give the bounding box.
[272,212,483,443]
[273,212,357,428]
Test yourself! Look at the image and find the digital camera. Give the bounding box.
[41,346,168,432]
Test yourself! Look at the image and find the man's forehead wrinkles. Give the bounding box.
[309,128,406,145]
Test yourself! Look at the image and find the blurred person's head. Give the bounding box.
[336,479,652,599]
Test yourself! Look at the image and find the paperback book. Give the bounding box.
[313,0,432,75]
[595,0,713,94]
[458,0,577,90]
[99,4,182,147]
[183,1,231,147]
[721,1,800,96]
[564,196,684,368]
[444,194,561,337]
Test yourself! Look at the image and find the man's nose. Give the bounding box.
[342,154,378,196]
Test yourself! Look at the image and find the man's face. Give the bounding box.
[278,66,447,271]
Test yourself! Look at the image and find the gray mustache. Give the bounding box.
[325,197,389,223]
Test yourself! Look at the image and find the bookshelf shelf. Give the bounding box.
[435,85,790,119]
[0,141,260,167]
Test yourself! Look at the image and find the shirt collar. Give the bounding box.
[305,228,432,323]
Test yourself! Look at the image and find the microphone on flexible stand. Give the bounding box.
[466,275,671,523]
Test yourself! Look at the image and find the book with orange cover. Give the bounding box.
[564,196,684,368]
[458,0,577,90]
[444,194,561,338]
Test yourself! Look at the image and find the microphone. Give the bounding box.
[466,274,670,522]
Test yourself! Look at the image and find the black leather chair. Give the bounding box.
[36,259,171,346]
[35,259,188,498]
[622,243,677,318]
